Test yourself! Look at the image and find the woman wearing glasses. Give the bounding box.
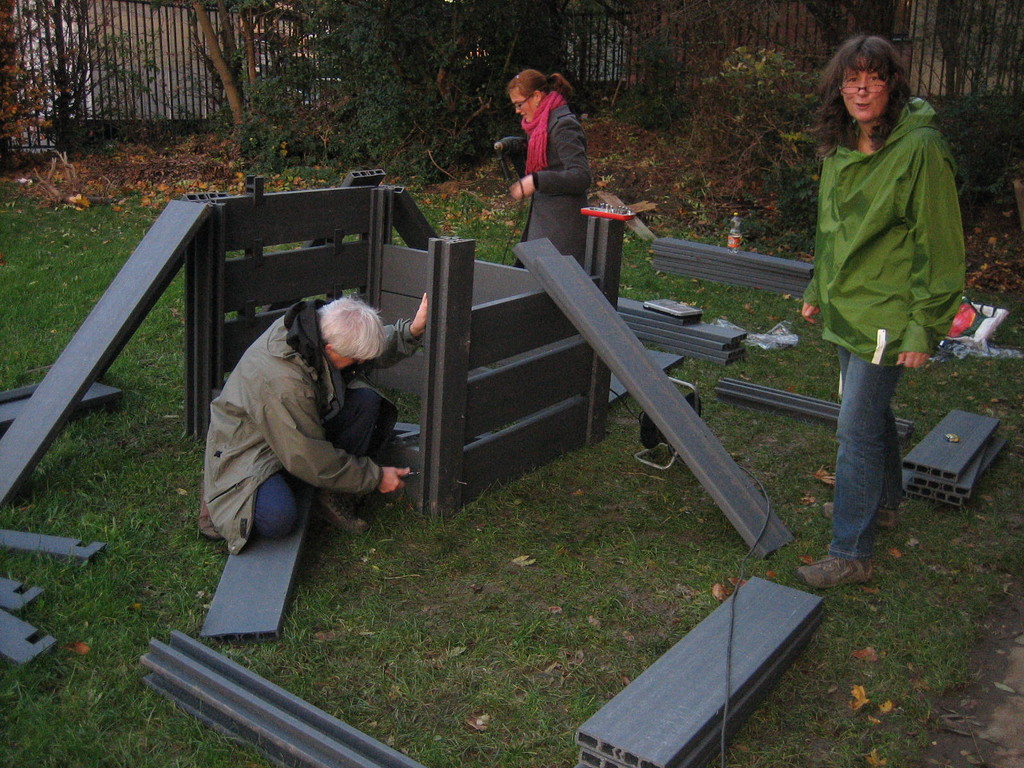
[503,69,591,265]
[797,35,965,588]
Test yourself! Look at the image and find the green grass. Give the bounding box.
[1,177,1021,768]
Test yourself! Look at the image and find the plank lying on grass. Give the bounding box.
[0,577,43,611]
[0,200,211,507]
[200,484,312,641]
[0,608,56,664]
[715,377,915,441]
[575,577,822,768]
[515,238,792,557]
[0,382,122,438]
[902,409,1000,481]
[142,630,430,768]
[0,529,105,564]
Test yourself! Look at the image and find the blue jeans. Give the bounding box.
[253,388,389,539]
[829,346,903,561]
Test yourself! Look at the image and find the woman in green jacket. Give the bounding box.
[797,35,965,588]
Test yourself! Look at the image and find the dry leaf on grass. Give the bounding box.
[510,555,536,567]
[865,747,888,766]
[465,713,491,731]
[852,647,879,663]
[711,583,732,601]
[850,684,870,710]
[813,468,836,486]
[64,641,90,655]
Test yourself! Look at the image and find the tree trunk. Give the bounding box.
[191,1,244,125]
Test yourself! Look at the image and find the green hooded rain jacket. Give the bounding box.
[804,97,965,365]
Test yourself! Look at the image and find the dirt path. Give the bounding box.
[915,575,1024,768]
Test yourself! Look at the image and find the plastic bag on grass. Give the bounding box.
[946,299,1010,346]
[713,318,800,350]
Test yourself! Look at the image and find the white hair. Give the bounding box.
[317,296,386,361]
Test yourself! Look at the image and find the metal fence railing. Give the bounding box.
[10,0,1024,152]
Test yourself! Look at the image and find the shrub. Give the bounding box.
[938,90,1024,208]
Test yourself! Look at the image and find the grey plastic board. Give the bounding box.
[575,578,822,768]
[200,485,312,641]
[0,200,211,507]
[0,382,122,438]
[715,378,915,441]
[142,630,430,768]
[0,529,105,563]
[515,238,792,557]
[609,350,686,402]
[0,577,43,611]
[0,608,56,664]
[902,409,1000,481]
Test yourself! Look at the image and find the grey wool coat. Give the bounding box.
[519,104,592,263]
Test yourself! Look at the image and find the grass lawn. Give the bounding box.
[1,175,1021,768]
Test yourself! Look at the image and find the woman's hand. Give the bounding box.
[410,293,429,338]
[897,351,930,368]
[510,174,536,201]
[801,302,820,323]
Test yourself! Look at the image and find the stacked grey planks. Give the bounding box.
[617,298,745,365]
[651,238,813,296]
[574,578,822,768]
[142,631,431,768]
[902,409,1005,507]
[715,378,915,441]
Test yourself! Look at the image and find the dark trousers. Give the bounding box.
[253,388,393,538]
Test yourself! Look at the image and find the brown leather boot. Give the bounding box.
[316,489,370,533]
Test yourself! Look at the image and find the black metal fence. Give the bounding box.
[10,0,1024,151]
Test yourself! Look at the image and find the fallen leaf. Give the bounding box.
[878,700,894,714]
[906,537,920,548]
[799,554,816,565]
[511,555,536,567]
[813,468,836,486]
[547,606,563,614]
[852,647,880,663]
[850,684,870,710]
[994,681,1016,694]
[465,713,491,731]
[866,748,888,766]
[887,547,903,558]
[764,570,777,579]
[860,586,881,594]
[176,487,188,496]
[711,583,732,601]
[64,641,90,655]
[447,646,467,657]
[800,494,816,505]
[587,615,601,627]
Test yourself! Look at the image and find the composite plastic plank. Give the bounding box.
[0,199,211,507]
[0,608,56,664]
[0,381,122,437]
[200,485,312,641]
[515,239,792,556]
[142,630,430,768]
[715,378,915,441]
[217,187,376,251]
[460,397,590,504]
[902,409,1000,481]
[575,578,822,768]
[609,351,687,402]
[0,577,43,611]
[0,529,105,563]
[468,290,581,369]
[464,338,593,437]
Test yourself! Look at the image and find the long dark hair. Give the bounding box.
[814,35,911,157]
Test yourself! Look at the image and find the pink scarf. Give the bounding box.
[522,91,567,174]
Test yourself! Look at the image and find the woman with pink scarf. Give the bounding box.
[505,69,592,265]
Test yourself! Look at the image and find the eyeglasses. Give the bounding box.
[840,83,887,94]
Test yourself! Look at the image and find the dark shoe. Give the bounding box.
[795,556,873,589]
[198,494,223,541]
[820,502,898,530]
[316,489,370,533]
